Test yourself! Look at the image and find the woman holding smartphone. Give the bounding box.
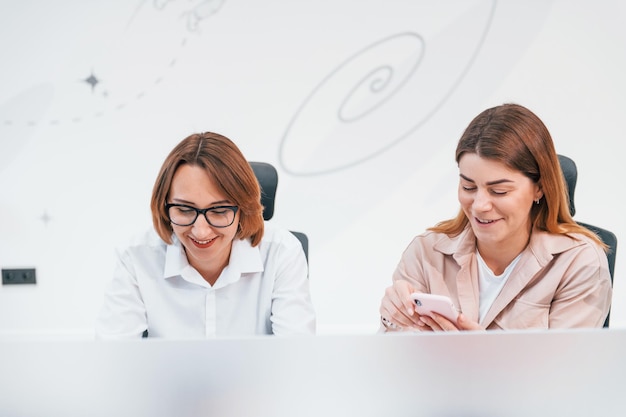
[96,132,315,338]
[379,103,612,332]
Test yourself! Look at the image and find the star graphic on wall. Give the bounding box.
[83,72,100,92]
[40,211,51,226]
[3,1,222,128]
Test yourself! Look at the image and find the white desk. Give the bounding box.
[0,329,624,417]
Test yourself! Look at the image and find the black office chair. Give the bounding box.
[249,161,309,264]
[558,154,618,327]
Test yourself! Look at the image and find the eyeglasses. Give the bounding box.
[165,204,239,228]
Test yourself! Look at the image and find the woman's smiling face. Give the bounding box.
[168,164,239,276]
[458,153,542,252]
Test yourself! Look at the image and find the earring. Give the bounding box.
[535,198,540,205]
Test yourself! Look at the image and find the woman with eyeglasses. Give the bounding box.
[379,103,612,332]
[96,132,315,338]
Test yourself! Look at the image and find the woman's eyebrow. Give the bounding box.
[459,174,513,186]
[170,198,231,206]
[459,174,475,183]
[170,198,195,205]
[486,179,514,186]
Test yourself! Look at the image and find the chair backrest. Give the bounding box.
[249,161,309,264]
[558,155,618,327]
[250,161,278,221]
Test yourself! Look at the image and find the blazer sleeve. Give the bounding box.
[547,241,612,328]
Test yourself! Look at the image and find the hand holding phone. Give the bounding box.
[410,292,459,323]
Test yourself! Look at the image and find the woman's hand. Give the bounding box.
[418,313,484,332]
[379,280,423,330]
[380,281,485,332]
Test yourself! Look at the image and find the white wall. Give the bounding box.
[1,0,624,336]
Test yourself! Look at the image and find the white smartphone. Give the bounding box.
[410,292,459,323]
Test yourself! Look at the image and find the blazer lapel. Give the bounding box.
[437,228,481,322]
[455,252,480,322]
[480,230,560,326]
[480,254,544,326]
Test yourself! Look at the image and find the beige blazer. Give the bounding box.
[392,227,612,329]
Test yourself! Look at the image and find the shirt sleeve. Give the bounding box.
[94,246,148,339]
[268,231,316,335]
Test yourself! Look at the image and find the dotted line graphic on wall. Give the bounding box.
[0,0,225,129]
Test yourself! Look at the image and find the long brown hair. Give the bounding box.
[430,103,606,249]
[150,132,264,246]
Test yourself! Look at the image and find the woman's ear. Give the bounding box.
[532,187,543,205]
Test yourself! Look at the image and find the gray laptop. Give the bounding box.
[0,329,624,417]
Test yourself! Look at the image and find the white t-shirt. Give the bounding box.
[95,223,316,338]
[477,251,522,323]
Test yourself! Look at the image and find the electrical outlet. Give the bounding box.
[2,268,37,285]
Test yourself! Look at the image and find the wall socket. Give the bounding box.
[2,268,37,285]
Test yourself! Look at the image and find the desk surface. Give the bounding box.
[0,329,624,417]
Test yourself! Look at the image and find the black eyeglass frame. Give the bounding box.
[165,203,239,228]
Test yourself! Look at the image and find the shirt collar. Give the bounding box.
[163,235,264,287]
[433,225,586,267]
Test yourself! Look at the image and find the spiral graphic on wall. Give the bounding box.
[279,0,497,176]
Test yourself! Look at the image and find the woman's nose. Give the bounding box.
[472,190,492,211]
[192,214,213,234]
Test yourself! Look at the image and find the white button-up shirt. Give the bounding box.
[95,223,315,338]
